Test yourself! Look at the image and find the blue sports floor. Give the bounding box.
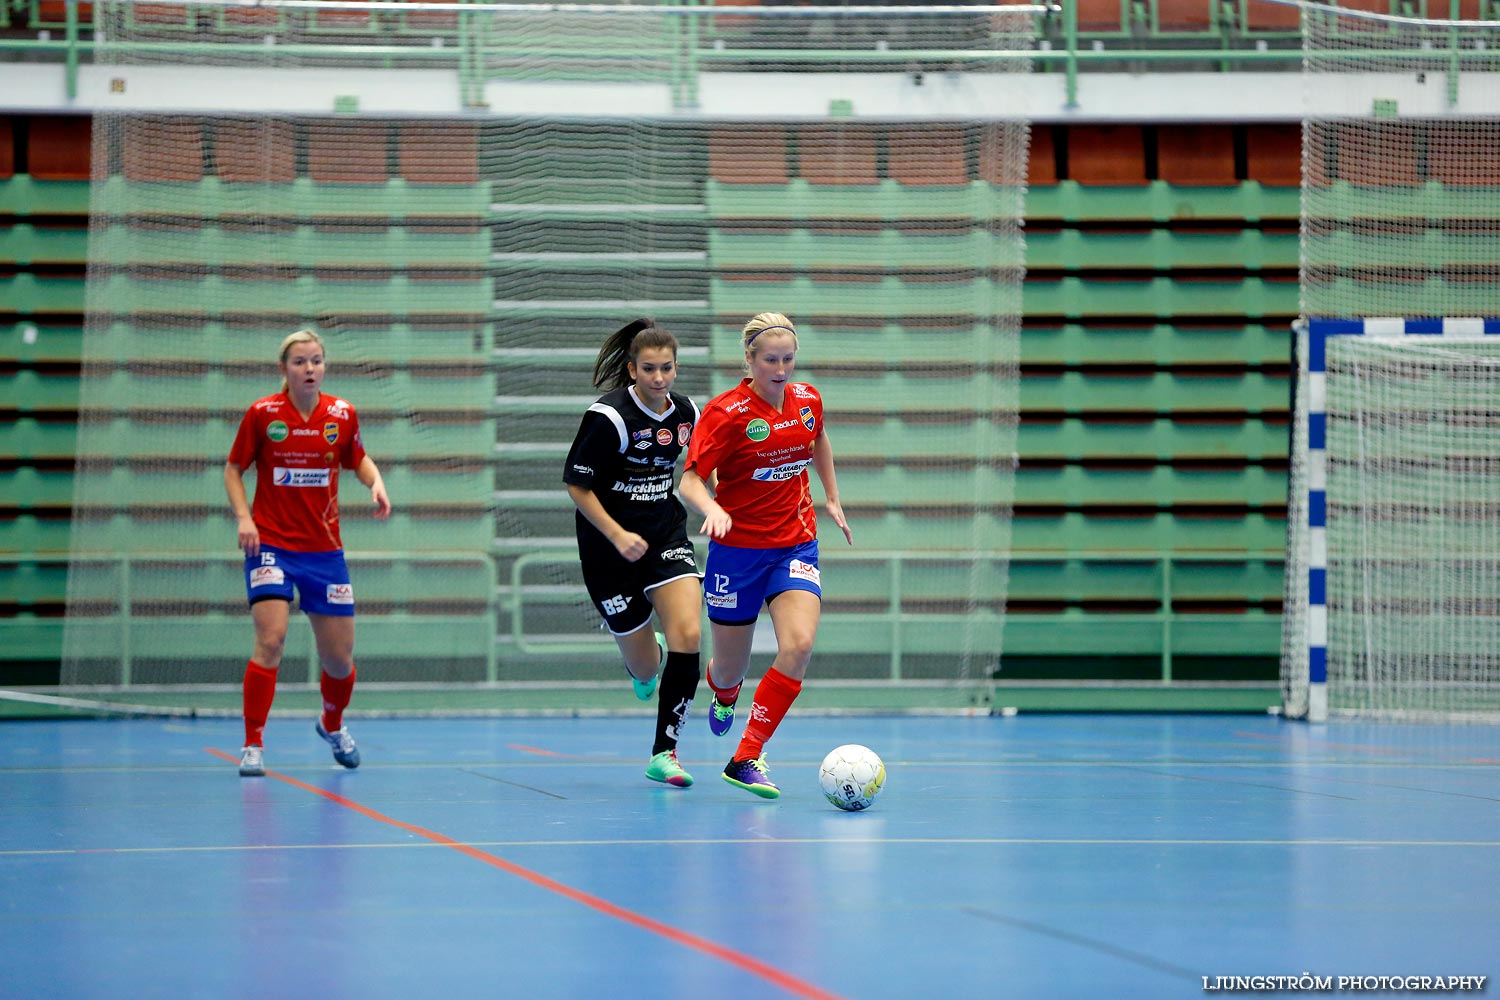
[2,713,1497,1000]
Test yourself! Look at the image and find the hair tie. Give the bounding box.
[746,324,795,346]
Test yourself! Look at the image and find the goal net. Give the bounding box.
[1284,320,1500,722]
[1284,3,1500,720]
[52,2,1038,716]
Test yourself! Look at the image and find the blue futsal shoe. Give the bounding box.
[709,695,737,737]
[315,720,361,769]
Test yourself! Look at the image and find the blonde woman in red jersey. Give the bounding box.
[678,312,852,798]
[224,329,390,777]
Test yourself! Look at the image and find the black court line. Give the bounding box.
[1118,766,1362,801]
[460,767,569,799]
[960,906,1204,982]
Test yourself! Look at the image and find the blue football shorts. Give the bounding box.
[244,545,355,617]
[702,538,821,627]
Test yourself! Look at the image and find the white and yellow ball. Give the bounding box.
[817,744,886,811]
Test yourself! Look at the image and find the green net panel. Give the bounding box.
[57,2,1037,715]
[1284,2,1500,721]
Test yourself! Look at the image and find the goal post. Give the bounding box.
[1283,317,1500,722]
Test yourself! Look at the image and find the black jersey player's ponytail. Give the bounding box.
[592,318,680,390]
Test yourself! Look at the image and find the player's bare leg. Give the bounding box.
[309,613,360,769]
[240,599,290,775]
[723,591,820,799]
[706,620,754,737]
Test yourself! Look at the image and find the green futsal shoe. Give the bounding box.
[631,632,666,701]
[645,749,693,787]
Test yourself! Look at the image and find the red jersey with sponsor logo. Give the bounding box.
[684,378,822,548]
[228,392,368,553]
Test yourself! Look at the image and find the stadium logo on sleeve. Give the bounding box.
[267,420,289,442]
[323,422,339,444]
[745,418,770,442]
[800,406,815,431]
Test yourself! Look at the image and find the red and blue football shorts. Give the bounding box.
[244,545,355,617]
[703,539,821,626]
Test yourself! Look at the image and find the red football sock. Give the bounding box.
[242,660,278,747]
[706,659,742,708]
[320,666,356,734]
[733,667,802,762]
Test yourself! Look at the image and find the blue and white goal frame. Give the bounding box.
[1292,317,1500,722]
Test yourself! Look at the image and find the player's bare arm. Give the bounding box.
[224,460,260,558]
[356,455,391,520]
[678,468,732,539]
[811,427,852,545]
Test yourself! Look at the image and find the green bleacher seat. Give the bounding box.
[52,506,491,554]
[2,370,80,412]
[0,175,101,216]
[1025,181,1300,224]
[89,274,490,320]
[91,222,486,269]
[0,515,72,554]
[0,224,89,267]
[764,368,1288,415]
[0,274,88,315]
[7,322,84,364]
[55,553,492,611]
[706,179,1012,222]
[49,461,490,508]
[1019,369,1288,412]
[99,177,489,220]
[0,557,68,608]
[1021,324,1289,366]
[0,468,72,507]
[80,322,489,365]
[0,417,79,460]
[68,368,493,412]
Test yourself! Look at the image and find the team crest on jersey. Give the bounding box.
[677,422,692,446]
[800,406,815,431]
[323,422,339,444]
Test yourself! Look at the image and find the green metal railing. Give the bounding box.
[3,0,1496,106]
[2,551,500,683]
[503,547,1284,682]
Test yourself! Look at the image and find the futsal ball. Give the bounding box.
[818,744,886,811]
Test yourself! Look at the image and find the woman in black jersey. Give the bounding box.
[564,318,704,787]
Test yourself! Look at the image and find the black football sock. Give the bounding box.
[652,650,701,756]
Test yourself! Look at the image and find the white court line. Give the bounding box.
[6,836,1500,857]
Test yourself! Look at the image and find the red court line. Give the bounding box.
[204,748,846,1000]
[506,743,572,757]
